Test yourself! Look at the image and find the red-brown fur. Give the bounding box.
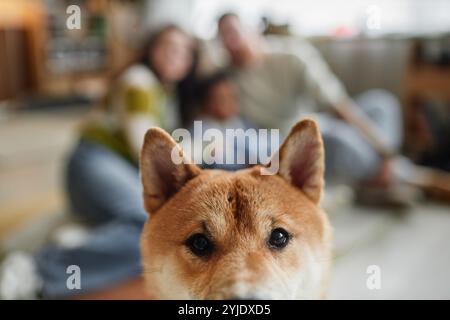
[140,119,332,299]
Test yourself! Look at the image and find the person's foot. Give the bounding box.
[358,155,450,207]
[356,157,420,208]
[391,156,450,201]
[355,182,421,209]
[0,251,42,299]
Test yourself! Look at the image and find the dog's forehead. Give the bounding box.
[190,168,276,211]
[174,168,310,237]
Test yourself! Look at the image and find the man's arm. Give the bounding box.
[286,38,394,157]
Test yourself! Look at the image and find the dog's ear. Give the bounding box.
[273,118,324,204]
[140,128,201,213]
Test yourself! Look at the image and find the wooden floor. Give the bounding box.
[1,108,450,299]
[0,108,82,241]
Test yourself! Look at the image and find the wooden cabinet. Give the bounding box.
[402,39,450,158]
[0,0,140,105]
[0,0,45,101]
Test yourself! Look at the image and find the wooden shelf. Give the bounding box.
[402,40,450,157]
[0,0,140,103]
[404,65,450,100]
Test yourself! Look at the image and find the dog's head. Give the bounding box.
[139,119,332,299]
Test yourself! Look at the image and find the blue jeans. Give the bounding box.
[35,139,147,298]
[315,89,403,183]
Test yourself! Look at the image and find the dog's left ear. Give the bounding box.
[140,128,201,213]
[273,118,324,204]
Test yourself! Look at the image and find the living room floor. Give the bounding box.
[1,108,449,299]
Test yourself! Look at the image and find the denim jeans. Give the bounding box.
[35,139,147,298]
[315,89,403,183]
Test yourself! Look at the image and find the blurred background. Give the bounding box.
[0,0,450,299]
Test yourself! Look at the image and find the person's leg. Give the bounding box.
[322,90,423,206]
[315,89,403,183]
[314,113,381,183]
[34,220,143,298]
[356,90,450,199]
[66,139,147,225]
[353,89,403,153]
[31,140,148,298]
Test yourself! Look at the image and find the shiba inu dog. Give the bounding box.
[139,119,332,299]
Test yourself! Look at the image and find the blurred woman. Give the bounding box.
[66,25,196,225]
[0,25,198,299]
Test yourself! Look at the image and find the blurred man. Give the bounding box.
[217,13,450,205]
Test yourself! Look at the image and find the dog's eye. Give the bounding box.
[268,228,290,249]
[185,233,213,257]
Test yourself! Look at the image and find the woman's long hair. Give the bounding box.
[107,24,199,126]
[138,25,199,126]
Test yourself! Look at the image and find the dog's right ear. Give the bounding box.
[140,128,201,213]
[270,118,324,204]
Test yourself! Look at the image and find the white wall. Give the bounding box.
[143,0,450,39]
[141,0,196,33]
